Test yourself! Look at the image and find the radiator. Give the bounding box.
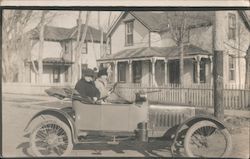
[148,105,195,130]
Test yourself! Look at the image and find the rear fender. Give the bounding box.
[171,115,227,154]
[24,109,78,143]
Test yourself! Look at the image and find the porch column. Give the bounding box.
[209,56,213,84]
[195,56,201,84]
[128,60,132,83]
[151,58,156,86]
[164,59,168,85]
[114,61,118,82]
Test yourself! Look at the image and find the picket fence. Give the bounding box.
[112,83,250,110]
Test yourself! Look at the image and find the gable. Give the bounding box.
[106,12,152,38]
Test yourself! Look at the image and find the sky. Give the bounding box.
[21,10,121,33]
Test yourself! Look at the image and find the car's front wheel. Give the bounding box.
[184,120,232,158]
[30,115,73,157]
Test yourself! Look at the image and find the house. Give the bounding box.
[97,11,250,87]
[24,24,106,84]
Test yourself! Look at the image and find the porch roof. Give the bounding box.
[27,58,74,66]
[98,44,211,61]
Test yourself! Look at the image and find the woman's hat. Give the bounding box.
[97,68,108,77]
[82,68,95,77]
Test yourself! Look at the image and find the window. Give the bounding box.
[53,67,60,83]
[118,62,126,82]
[64,42,71,54]
[200,60,206,83]
[169,60,180,84]
[81,43,87,54]
[228,13,236,40]
[64,67,69,82]
[133,61,142,83]
[125,21,134,46]
[229,56,235,81]
[81,64,88,70]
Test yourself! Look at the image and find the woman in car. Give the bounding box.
[95,68,111,100]
[75,68,100,103]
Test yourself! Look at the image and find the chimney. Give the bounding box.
[76,18,82,26]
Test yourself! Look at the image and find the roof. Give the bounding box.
[107,10,250,37]
[69,24,107,42]
[98,45,211,61]
[29,25,106,42]
[29,26,72,41]
[129,12,163,32]
[107,11,214,36]
[238,10,250,31]
[27,58,74,65]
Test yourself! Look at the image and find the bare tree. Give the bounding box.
[2,10,59,83]
[161,11,211,85]
[161,12,190,85]
[2,10,33,82]
[72,11,91,83]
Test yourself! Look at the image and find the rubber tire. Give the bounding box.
[30,115,73,157]
[184,120,232,158]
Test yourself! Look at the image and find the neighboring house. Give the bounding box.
[25,24,106,84]
[97,11,250,87]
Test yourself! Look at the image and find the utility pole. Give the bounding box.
[213,11,225,121]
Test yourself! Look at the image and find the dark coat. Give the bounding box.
[75,78,100,100]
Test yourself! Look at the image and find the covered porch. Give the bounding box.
[97,45,213,86]
[26,57,74,84]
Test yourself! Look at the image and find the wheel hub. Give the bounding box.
[47,134,59,146]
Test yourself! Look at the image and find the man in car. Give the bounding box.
[75,68,100,103]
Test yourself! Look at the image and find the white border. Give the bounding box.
[1,0,249,7]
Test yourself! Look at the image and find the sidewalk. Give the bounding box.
[196,107,250,118]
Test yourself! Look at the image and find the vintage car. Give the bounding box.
[24,86,232,157]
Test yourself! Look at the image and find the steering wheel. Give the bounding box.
[109,82,118,93]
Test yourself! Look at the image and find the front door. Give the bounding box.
[133,61,142,83]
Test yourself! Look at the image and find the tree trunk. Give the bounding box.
[72,11,82,84]
[246,46,250,88]
[38,11,46,84]
[98,12,104,57]
[73,11,91,83]
[179,42,184,85]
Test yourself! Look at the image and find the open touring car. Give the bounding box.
[24,85,232,157]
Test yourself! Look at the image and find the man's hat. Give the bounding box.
[82,68,95,77]
[97,68,108,77]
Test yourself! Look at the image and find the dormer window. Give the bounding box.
[228,13,236,40]
[125,21,134,46]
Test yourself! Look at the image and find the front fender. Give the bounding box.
[171,115,228,154]
[24,108,77,143]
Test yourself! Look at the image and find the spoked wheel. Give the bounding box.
[184,120,232,158]
[30,115,73,156]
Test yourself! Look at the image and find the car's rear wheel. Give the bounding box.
[184,120,232,158]
[30,115,73,157]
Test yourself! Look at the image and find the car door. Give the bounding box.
[73,100,101,131]
[101,104,130,132]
